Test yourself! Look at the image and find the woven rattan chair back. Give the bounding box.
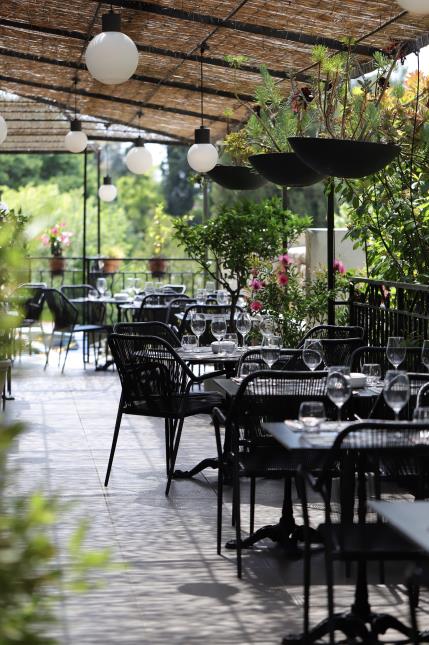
[351,345,424,377]
[236,348,306,373]
[44,288,78,331]
[60,284,105,325]
[319,337,364,367]
[298,324,365,347]
[11,284,45,323]
[165,296,195,326]
[178,304,240,344]
[113,321,181,347]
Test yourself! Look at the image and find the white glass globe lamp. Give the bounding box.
[0,115,7,144]
[98,176,117,202]
[64,119,88,153]
[85,11,139,85]
[187,126,218,173]
[125,138,153,174]
[396,0,429,13]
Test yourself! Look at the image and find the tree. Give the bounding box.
[161,146,197,216]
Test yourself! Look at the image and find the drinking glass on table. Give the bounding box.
[239,362,259,380]
[260,315,275,340]
[386,336,406,369]
[205,281,215,294]
[223,333,238,355]
[196,288,207,305]
[422,341,429,371]
[299,401,326,431]
[96,277,107,297]
[383,370,410,421]
[413,406,429,421]
[182,334,198,352]
[327,366,352,422]
[217,290,228,305]
[302,339,323,371]
[362,363,381,387]
[261,335,281,368]
[236,312,252,348]
[190,312,206,347]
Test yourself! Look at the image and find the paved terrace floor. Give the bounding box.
[5,348,429,644]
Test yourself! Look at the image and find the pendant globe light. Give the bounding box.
[396,0,429,13]
[187,44,218,173]
[0,115,7,145]
[98,144,117,202]
[64,78,88,153]
[125,111,153,174]
[85,9,139,85]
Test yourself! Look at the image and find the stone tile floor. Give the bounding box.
[4,349,429,644]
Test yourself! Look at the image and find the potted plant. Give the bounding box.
[288,42,401,178]
[40,222,72,275]
[173,197,311,327]
[147,204,172,278]
[102,245,124,274]
[230,65,324,187]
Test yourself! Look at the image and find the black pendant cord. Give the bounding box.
[410,51,420,218]
[73,76,78,120]
[200,46,204,127]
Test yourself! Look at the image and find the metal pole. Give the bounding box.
[82,148,88,284]
[203,180,212,287]
[327,183,335,325]
[282,186,288,250]
[96,147,101,255]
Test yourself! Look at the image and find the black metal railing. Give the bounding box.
[18,256,204,295]
[348,277,429,345]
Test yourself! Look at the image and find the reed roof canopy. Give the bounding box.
[0,0,427,151]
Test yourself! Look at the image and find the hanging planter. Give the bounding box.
[50,257,66,275]
[207,164,267,190]
[249,152,324,187]
[288,137,400,179]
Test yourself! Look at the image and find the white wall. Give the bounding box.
[305,228,365,280]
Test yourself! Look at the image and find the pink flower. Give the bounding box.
[333,259,346,274]
[277,272,289,286]
[251,278,263,291]
[51,226,58,235]
[278,253,291,266]
[250,268,259,277]
[250,300,263,313]
[41,234,50,246]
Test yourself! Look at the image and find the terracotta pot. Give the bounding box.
[103,258,121,274]
[50,256,66,275]
[149,257,167,278]
[288,137,400,179]
[249,152,324,186]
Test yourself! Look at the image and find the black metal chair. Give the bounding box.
[161,284,187,294]
[416,381,429,408]
[298,324,365,347]
[351,345,424,376]
[178,304,241,345]
[236,347,306,373]
[133,292,178,322]
[320,337,364,367]
[105,334,225,495]
[113,321,181,348]
[8,284,46,356]
[44,288,110,372]
[369,372,429,420]
[212,370,332,577]
[165,296,195,327]
[292,421,429,645]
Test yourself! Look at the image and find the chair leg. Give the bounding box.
[57,332,64,367]
[44,332,54,370]
[234,461,242,578]
[324,545,336,645]
[164,418,172,477]
[104,407,123,486]
[61,333,73,374]
[250,476,256,535]
[165,417,184,496]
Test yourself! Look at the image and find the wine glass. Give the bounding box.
[302,339,323,371]
[236,312,252,348]
[217,290,228,305]
[383,370,410,421]
[239,362,259,380]
[211,317,227,344]
[190,313,206,347]
[260,316,275,340]
[299,401,326,431]
[362,363,381,386]
[327,366,352,422]
[422,341,429,371]
[261,335,281,368]
[196,288,207,305]
[96,277,107,297]
[386,336,406,369]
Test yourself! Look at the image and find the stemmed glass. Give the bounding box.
[260,316,275,341]
[421,340,429,371]
[386,336,406,370]
[383,370,410,421]
[261,335,281,368]
[190,313,206,347]
[302,339,323,371]
[211,317,227,353]
[327,366,352,422]
[236,312,252,348]
[217,290,228,305]
[96,277,107,298]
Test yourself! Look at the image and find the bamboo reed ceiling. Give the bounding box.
[0,0,427,151]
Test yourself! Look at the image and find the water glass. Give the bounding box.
[217,290,228,305]
[362,363,381,386]
[239,362,259,380]
[190,312,206,346]
[196,288,207,305]
[327,366,352,421]
[96,277,107,297]
[302,339,323,371]
[261,335,281,368]
[236,312,252,348]
[211,317,227,343]
[182,334,198,352]
[386,336,406,369]
[413,406,429,421]
[223,333,238,354]
[299,401,326,431]
[145,282,155,295]
[260,316,275,340]
[205,281,215,293]
[422,341,429,371]
[383,370,410,420]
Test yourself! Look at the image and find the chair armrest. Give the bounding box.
[212,406,227,427]
[193,369,227,383]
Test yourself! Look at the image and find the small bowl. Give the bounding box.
[211,341,221,354]
[350,372,366,388]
